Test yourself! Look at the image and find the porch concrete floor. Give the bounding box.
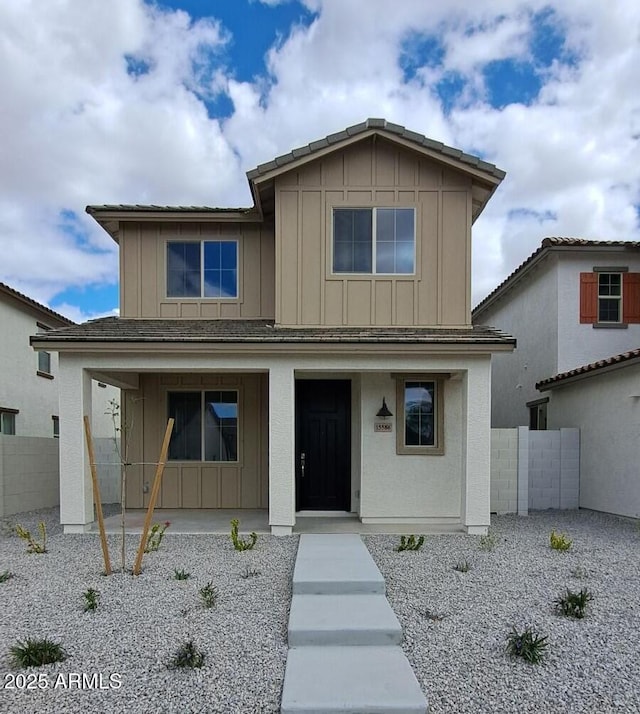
[94,509,464,535]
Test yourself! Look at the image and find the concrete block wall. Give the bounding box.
[0,436,60,517]
[490,429,518,514]
[490,427,580,514]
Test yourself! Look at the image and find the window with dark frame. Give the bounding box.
[0,410,17,435]
[38,350,52,375]
[168,390,238,462]
[395,377,444,455]
[52,415,59,438]
[333,208,415,274]
[166,240,238,298]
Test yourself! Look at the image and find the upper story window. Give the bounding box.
[36,322,53,378]
[167,240,238,299]
[580,269,640,326]
[333,208,415,275]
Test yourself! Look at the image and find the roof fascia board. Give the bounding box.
[249,129,503,188]
[0,284,73,327]
[87,209,260,223]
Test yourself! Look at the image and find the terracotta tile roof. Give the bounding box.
[473,237,640,317]
[0,282,74,326]
[30,317,515,346]
[247,118,506,182]
[536,348,640,390]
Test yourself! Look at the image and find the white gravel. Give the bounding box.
[0,507,297,713]
[365,510,640,714]
[2,508,640,713]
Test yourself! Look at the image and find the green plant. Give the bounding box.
[199,581,218,609]
[395,535,425,552]
[479,530,498,552]
[9,638,67,668]
[169,639,205,669]
[240,566,261,579]
[550,530,572,551]
[0,570,14,583]
[453,559,471,573]
[83,588,100,612]
[15,522,47,554]
[230,519,258,551]
[173,568,191,580]
[506,626,548,664]
[144,521,171,553]
[554,587,593,619]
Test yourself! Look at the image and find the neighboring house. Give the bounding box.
[0,282,73,438]
[536,349,640,519]
[31,118,515,535]
[472,238,640,428]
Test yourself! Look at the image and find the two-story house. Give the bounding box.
[473,238,640,429]
[32,119,514,535]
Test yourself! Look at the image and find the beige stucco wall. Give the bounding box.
[274,137,472,327]
[119,221,275,319]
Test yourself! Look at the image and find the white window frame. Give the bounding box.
[597,271,622,323]
[166,239,239,299]
[332,207,416,276]
[167,389,240,463]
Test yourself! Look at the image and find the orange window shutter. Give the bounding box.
[623,272,640,323]
[579,272,597,323]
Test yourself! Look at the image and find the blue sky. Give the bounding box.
[0,0,639,321]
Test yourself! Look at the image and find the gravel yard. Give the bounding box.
[366,510,640,714]
[1,508,639,713]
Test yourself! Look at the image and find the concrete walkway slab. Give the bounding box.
[288,593,402,646]
[281,645,428,714]
[293,534,385,594]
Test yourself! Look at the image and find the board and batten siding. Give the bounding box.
[123,373,268,510]
[274,137,472,327]
[119,222,275,319]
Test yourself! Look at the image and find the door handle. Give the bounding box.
[300,452,306,478]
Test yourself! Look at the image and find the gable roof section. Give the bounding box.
[0,282,74,327]
[247,118,505,222]
[536,348,640,391]
[473,237,640,319]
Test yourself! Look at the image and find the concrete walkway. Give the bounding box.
[281,534,428,713]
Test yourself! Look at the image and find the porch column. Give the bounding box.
[59,356,94,533]
[462,359,492,534]
[268,364,295,535]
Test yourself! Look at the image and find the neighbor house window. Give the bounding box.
[333,208,415,274]
[580,270,640,325]
[0,408,17,435]
[52,415,59,438]
[168,390,238,462]
[167,240,238,298]
[527,399,548,431]
[396,378,444,455]
[38,350,52,375]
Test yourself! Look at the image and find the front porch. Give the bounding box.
[93,508,466,535]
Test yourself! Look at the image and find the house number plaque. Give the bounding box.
[374,422,392,433]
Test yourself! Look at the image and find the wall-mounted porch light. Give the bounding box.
[376,397,393,419]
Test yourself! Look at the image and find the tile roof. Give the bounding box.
[536,348,640,390]
[247,118,506,181]
[30,317,515,346]
[86,205,253,214]
[473,237,640,317]
[0,282,74,326]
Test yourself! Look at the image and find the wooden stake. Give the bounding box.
[83,416,112,575]
[132,418,174,576]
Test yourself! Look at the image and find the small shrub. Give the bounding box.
[395,535,424,552]
[506,626,548,664]
[453,560,471,573]
[550,530,572,551]
[144,521,170,553]
[554,587,593,619]
[199,581,218,609]
[240,566,261,579]
[169,639,205,669]
[479,530,497,552]
[173,568,191,580]
[0,570,14,583]
[82,588,100,612]
[9,638,67,668]
[15,522,47,554]
[230,519,258,551]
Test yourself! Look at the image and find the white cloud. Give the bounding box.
[0,0,639,314]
